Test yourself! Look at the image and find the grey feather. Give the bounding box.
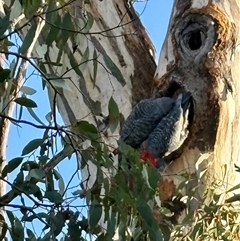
[143,92,192,158]
[120,97,175,148]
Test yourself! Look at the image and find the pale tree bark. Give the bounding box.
[155,0,240,214]
[0,0,156,215]
[40,0,156,190]
[0,0,7,230]
[3,0,239,234]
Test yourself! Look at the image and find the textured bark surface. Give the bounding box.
[0,1,6,231]
[10,0,156,188]
[155,0,240,211]
[0,0,156,234]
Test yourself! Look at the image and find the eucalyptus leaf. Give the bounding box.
[14,171,24,186]
[53,212,65,236]
[18,104,23,121]
[9,58,17,78]
[62,12,74,31]
[21,161,39,171]
[45,111,52,123]
[107,209,117,238]
[15,97,37,108]
[56,12,73,47]
[108,97,119,132]
[2,157,23,178]
[88,199,102,229]
[92,49,98,86]
[21,138,43,156]
[10,0,22,21]
[69,52,83,77]
[136,202,154,226]
[46,18,61,46]
[6,210,15,226]
[30,168,45,179]
[79,47,89,73]
[160,207,173,217]
[0,14,10,36]
[82,12,94,33]
[20,22,37,54]
[146,164,160,190]
[22,0,41,19]
[47,74,73,91]
[0,68,11,83]
[53,170,65,195]
[44,190,63,204]
[13,218,25,240]
[37,212,49,219]
[46,1,58,23]
[103,53,126,86]
[26,228,37,241]
[24,184,41,196]
[27,107,46,125]
[136,198,164,241]
[75,120,98,140]
[22,214,37,222]
[20,86,37,95]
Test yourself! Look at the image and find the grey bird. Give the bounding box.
[120,97,176,148]
[141,92,192,169]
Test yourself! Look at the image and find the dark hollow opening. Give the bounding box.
[165,82,182,97]
[188,30,202,50]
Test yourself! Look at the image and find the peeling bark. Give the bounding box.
[52,1,155,189]
[0,0,157,194]
[155,0,240,213]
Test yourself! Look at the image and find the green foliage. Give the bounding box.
[21,138,43,155]
[20,86,37,95]
[22,0,41,19]
[14,97,37,108]
[102,52,126,86]
[88,199,102,229]
[19,22,38,55]
[108,97,120,132]
[2,157,23,178]
[90,49,98,86]
[46,73,73,91]
[0,13,10,36]
[0,67,11,83]
[44,190,63,204]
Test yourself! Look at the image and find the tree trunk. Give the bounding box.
[155,0,240,212]
[4,0,239,234]
[39,0,156,188]
[0,0,156,210]
[0,1,7,230]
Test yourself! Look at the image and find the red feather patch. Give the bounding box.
[140,150,158,168]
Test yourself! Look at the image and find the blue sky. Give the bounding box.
[7,0,174,172]
[135,1,173,60]
[5,0,174,236]
[7,0,173,160]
